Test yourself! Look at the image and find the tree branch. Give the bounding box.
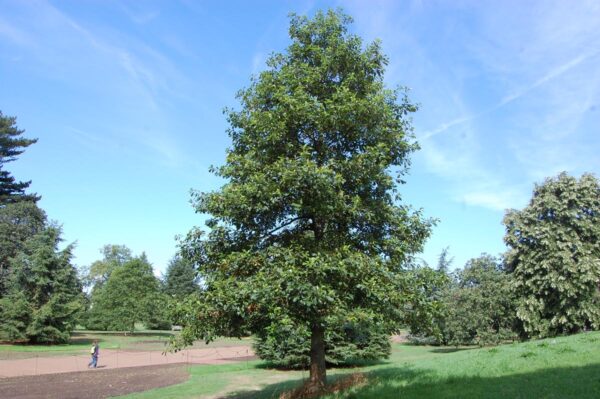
[260,216,306,241]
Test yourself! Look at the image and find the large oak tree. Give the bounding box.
[177,10,432,391]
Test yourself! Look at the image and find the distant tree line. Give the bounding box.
[81,245,199,332]
[0,111,199,343]
[251,170,600,366]
[409,172,600,346]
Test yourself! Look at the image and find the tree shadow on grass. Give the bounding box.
[255,358,389,371]
[222,363,600,399]
[220,373,372,399]
[356,363,600,399]
[69,337,96,345]
[220,368,423,399]
[429,347,477,354]
[223,377,306,399]
[5,337,93,347]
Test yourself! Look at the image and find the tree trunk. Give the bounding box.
[308,216,326,392]
[308,323,327,393]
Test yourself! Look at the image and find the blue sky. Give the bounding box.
[1,0,599,275]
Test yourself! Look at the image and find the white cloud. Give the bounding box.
[422,48,600,141]
[0,16,33,46]
[460,191,523,212]
[499,50,599,107]
[116,3,160,25]
[0,0,193,169]
[251,52,266,74]
[346,0,600,212]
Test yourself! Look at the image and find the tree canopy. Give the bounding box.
[0,111,39,205]
[441,255,518,346]
[504,172,600,338]
[86,255,168,332]
[176,9,432,391]
[83,244,133,289]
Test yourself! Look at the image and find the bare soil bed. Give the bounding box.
[0,346,254,378]
[0,363,189,399]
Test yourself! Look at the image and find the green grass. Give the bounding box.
[119,361,307,399]
[326,332,600,399]
[0,331,249,359]
[0,332,167,353]
[116,331,600,399]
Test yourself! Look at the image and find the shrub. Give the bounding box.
[253,315,391,368]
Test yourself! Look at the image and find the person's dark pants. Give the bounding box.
[88,355,98,368]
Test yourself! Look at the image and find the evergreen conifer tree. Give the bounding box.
[163,255,199,298]
[0,111,39,205]
[0,226,83,343]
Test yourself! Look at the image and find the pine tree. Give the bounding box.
[0,111,39,205]
[0,226,83,343]
[0,202,46,296]
[163,255,199,298]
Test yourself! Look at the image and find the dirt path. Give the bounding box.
[0,345,255,378]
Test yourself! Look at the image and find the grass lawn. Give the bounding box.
[119,361,306,399]
[116,331,600,399]
[325,331,600,398]
[0,331,249,359]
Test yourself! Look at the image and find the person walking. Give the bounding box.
[88,340,99,368]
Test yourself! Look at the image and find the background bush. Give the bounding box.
[253,315,391,368]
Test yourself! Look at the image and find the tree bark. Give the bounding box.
[308,323,327,393]
[308,214,326,393]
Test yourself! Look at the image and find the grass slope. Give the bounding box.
[117,331,600,399]
[326,332,600,398]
